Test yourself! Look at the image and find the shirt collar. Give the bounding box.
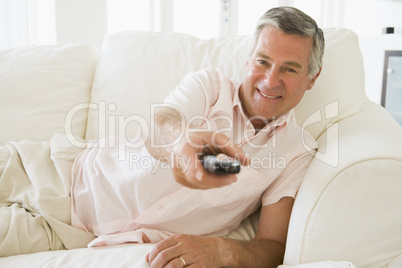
[232,82,242,110]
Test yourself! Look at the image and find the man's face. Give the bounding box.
[240,26,320,128]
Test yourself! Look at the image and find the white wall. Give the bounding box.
[54,0,107,48]
[343,0,402,35]
[340,0,402,104]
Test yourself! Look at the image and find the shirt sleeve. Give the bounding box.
[261,151,316,207]
[163,71,206,125]
[163,68,221,127]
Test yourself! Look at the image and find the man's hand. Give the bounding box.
[171,131,249,189]
[146,234,224,268]
[146,197,294,268]
[145,106,249,190]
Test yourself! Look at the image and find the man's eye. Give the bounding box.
[258,60,268,65]
[286,67,297,73]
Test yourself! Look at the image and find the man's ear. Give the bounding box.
[307,67,322,91]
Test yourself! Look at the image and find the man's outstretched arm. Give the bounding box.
[144,106,249,189]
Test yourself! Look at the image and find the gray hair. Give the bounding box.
[253,6,325,79]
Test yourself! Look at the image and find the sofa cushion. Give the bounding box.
[85,29,366,142]
[85,31,253,141]
[0,44,98,145]
[294,28,366,139]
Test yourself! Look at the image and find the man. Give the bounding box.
[144,6,324,268]
[70,6,324,268]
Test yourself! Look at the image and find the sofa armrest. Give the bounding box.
[284,101,402,268]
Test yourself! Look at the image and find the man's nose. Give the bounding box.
[263,68,281,89]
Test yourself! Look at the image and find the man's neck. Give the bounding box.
[251,118,270,134]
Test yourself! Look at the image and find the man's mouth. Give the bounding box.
[259,89,281,99]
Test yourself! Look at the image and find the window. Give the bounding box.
[106,0,330,39]
[107,0,220,39]
[0,0,55,50]
[294,0,323,26]
[107,0,150,34]
[173,0,220,39]
[2,0,358,49]
[238,0,277,36]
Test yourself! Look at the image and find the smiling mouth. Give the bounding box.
[259,89,281,99]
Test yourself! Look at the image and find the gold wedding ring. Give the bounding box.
[179,256,186,266]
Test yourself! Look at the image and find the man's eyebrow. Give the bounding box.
[256,52,270,59]
[256,52,303,69]
[284,61,303,69]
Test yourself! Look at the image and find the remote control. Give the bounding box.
[200,154,241,175]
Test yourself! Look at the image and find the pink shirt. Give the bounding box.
[71,68,317,247]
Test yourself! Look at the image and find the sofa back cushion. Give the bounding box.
[0,44,98,145]
[85,32,253,141]
[85,29,366,142]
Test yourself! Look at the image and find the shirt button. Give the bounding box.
[157,204,165,210]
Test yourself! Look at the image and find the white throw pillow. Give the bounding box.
[0,44,98,145]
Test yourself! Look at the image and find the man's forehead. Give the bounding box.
[254,27,312,65]
[257,26,313,47]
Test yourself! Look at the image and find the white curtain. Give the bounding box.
[1,0,33,49]
[0,0,55,50]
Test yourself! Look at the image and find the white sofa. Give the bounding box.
[0,28,402,268]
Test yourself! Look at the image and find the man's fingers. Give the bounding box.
[147,238,180,267]
[172,164,236,189]
[207,133,250,166]
[171,132,249,189]
[148,235,197,268]
[221,146,250,166]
